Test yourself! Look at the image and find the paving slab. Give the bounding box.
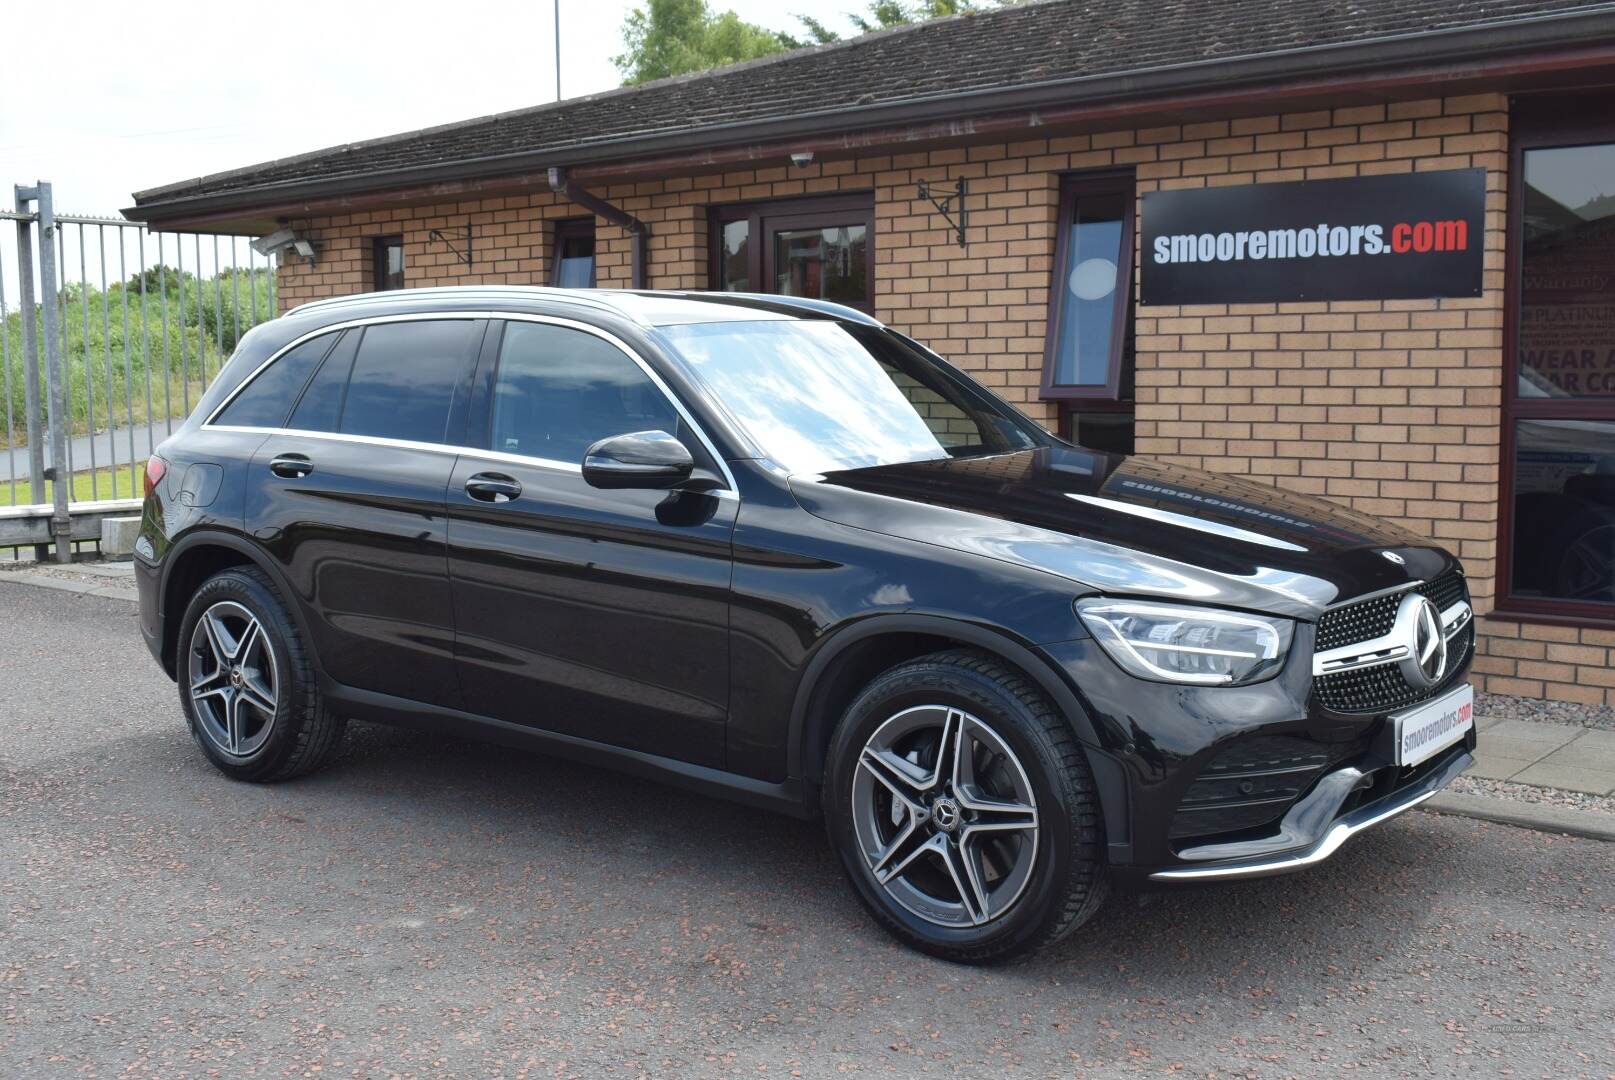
[1510,759,1615,796]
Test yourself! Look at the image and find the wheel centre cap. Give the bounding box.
[931,796,961,833]
[230,667,244,687]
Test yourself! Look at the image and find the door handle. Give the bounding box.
[269,454,313,478]
[465,472,522,503]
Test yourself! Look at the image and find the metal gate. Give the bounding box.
[2,181,277,560]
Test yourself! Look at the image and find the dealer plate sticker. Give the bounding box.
[1392,684,1473,767]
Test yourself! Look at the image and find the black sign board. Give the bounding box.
[1140,169,1486,305]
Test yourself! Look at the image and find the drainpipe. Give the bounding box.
[547,166,648,289]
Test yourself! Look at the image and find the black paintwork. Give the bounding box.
[136,287,1472,877]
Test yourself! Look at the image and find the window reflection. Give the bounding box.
[1511,418,1615,606]
[1051,193,1127,387]
[720,220,750,291]
[774,225,867,303]
[1519,144,1615,399]
[661,320,1037,475]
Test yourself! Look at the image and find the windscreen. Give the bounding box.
[658,319,1042,474]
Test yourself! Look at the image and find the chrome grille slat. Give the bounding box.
[1314,570,1471,714]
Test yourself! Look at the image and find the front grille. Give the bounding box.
[1313,570,1472,715]
[1169,735,1339,840]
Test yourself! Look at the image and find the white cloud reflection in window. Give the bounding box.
[660,320,951,475]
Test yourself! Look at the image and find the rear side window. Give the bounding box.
[213,333,338,428]
[489,322,678,464]
[332,320,477,444]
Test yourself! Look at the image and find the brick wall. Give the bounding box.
[275,95,1615,707]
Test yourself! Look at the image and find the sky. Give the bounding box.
[0,0,866,307]
[0,0,860,216]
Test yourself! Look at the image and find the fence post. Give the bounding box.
[13,186,46,516]
[16,182,72,562]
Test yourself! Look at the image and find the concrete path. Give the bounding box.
[1471,712,1615,795]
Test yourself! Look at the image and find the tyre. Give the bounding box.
[824,649,1108,963]
[176,566,345,782]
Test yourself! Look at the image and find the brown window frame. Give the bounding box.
[1494,95,1615,629]
[1041,170,1136,403]
[550,217,597,287]
[371,235,404,291]
[707,193,876,312]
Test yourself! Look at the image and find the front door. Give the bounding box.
[445,319,735,767]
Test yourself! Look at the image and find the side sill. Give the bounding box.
[324,681,815,820]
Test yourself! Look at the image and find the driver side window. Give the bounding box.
[489,321,680,465]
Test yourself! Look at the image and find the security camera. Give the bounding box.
[790,151,815,168]
[251,228,298,256]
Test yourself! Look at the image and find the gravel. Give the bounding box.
[1449,774,1615,815]
[1476,690,1615,732]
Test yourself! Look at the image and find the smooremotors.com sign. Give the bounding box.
[1140,169,1486,305]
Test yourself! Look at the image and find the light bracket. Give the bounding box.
[917,178,967,248]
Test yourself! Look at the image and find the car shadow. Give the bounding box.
[149,717,1467,994]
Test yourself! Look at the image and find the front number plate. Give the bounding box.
[1392,683,1474,767]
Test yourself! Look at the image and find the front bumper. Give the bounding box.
[1148,741,1470,881]
[1038,629,1474,881]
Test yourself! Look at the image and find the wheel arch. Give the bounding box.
[156,530,307,679]
[788,614,1103,790]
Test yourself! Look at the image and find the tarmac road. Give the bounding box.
[2,585,1611,1078]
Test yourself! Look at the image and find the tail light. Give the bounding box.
[143,456,168,499]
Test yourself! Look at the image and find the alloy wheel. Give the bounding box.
[187,600,279,758]
[850,705,1040,928]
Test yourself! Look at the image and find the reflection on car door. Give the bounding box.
[445,319,735,767]
[244,318,484,709]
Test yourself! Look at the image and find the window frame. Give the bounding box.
[707,193,876,312]
[1041,170,1137,402]
[1495,96,1615,628]
[371,235,404,292]
[550,218,597,288]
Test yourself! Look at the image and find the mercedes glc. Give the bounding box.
[136,287,1476,962]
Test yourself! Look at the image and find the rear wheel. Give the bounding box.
[176,566,344,782]
[824,649,1108,963]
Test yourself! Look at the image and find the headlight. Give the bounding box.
[1075,599,1293,686]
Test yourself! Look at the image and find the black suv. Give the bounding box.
[137,287,1476,962]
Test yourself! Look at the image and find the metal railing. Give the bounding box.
[3,180,276,559]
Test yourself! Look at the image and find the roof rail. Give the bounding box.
[287,285,631,319]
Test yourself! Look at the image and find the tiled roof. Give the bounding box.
[130,0,1612,209]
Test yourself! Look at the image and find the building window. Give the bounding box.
[709,194,874,311]
[1042,173,1135,452]
[1500,99,1615,622]
[372,235,404,291]
[552,218,596,287]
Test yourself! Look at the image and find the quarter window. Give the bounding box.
[287,330,360,433]
[214,333,340,428]
[337,320,477,444]
[488,322,678,465]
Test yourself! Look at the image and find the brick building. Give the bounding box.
[127,0,1615,707]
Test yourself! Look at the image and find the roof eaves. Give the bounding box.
[125,5,1615,224]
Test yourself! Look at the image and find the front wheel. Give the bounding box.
[823,649,1108,963]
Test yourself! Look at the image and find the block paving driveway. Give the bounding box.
[2,586,1612,1077]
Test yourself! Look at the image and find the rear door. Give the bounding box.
[243,316,485,709]
[445,318,736,767]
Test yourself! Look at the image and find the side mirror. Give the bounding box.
[582,430,695,490]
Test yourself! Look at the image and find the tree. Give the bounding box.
[614,0,796,85]
[613,0,1025,84]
